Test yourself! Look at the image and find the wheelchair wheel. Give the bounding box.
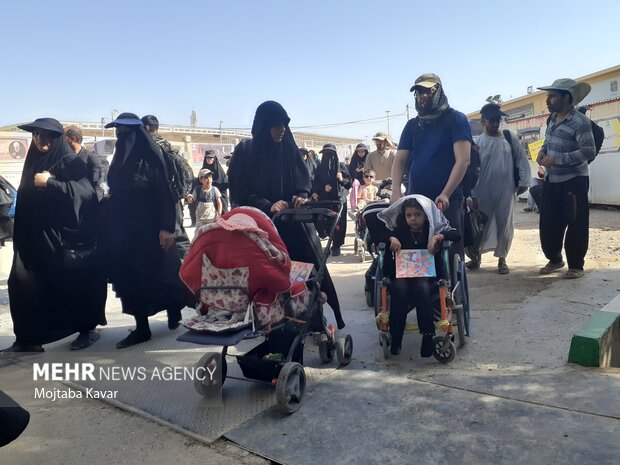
[373,262,383,320]
[432,336,456,364]
[461,261,471,336]
[379,331,390,359]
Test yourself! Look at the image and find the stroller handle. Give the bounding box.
[274,200,342,223]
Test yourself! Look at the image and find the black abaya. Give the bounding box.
[103,126,189,317]
[313,151,352,248]
[228,101,345,329]
[9,130,106,346]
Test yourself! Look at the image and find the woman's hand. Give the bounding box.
[292,196,308,208]
[185,194,193,204]
[270,200,289,213]
[34,171,52,188]
[389,236,401,253]
[428,234,444,255]
[336,172,343,182]
[311,193,319,201]
[159,230,174,251]
[325,184,332,193]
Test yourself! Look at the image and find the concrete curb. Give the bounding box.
[569,294,620,367]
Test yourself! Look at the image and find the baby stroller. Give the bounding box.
[177,202,352,413]
[366,196,471,362]
[350,179,393,263]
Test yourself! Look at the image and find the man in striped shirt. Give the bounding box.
[536,78,596,279]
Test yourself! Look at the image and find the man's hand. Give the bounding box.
[292,196,308,208]
[389,236,401,253]
[34,171,52,188]
[270,200,289,213]
[325,184,332,193]
[538,155,555,169]
[336,172,343,182]
[311,193,319,201]
[536,150,546,165]
[435,193,450,211]
[516,186,529,196]
[159,230,174,251]
[185,194,194,204]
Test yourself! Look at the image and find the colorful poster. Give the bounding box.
[396,249,436,278]
[528,139,545,160]
[289,261,314,283]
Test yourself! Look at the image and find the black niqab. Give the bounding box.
[229,101,311,208]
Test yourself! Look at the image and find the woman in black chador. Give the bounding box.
[4,118,106,352]
[202,150,229,212]
[103,113,189,348]
[228,101,345,329]
[312,143,352,257]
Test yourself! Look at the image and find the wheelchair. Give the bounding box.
[363,204,471,362]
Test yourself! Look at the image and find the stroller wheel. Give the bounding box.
[337,334,353,366]
[318,334,335,363]
[365,290,374,308]
[432,336,456,364]
[276,362,306,414]
[194,352,227,397]
[353,239,358,254]
[359,249,366,263]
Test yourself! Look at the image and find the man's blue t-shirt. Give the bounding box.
[398,109,472,201]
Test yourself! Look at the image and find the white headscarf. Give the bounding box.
[377,194,451,243]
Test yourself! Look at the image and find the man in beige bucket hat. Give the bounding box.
[536,78,595,279]
[364,131,395,182]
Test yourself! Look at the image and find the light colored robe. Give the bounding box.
[471,131,531,257]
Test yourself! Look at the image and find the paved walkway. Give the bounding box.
[1,211,619,464]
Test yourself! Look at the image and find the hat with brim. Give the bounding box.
[319,143,337,154]
[410,73,442,92]
[17,117,64,136]
[104,112,143,128]
[372,132,390,142]
[537,78,592,106]
[204,149,216,158]
[198,168,213,178]
[480,103,508,120]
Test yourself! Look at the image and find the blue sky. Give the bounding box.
[2,0,618,142]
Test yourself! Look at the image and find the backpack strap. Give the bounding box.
[503,129,517,163]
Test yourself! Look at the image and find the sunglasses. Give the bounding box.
[364,175,375,179]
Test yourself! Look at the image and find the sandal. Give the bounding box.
[498,262,510,274]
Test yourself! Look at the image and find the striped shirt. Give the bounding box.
[541,108,595,183]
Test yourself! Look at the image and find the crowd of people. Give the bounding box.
[1,72,597,358]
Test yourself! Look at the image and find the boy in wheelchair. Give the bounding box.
[379,196,461,356]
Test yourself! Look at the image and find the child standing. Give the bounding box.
[356,169,379,211]
[380,195,461,356]
[186,168,222,237]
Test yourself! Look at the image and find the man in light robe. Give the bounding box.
[467,103,531,274]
